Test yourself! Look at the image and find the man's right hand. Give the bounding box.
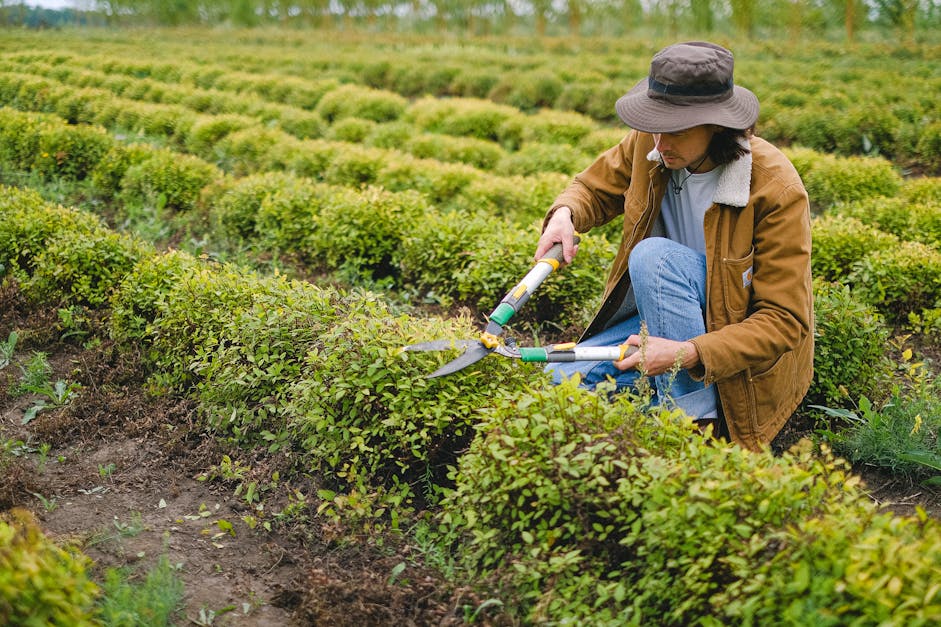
[535,206,578,264]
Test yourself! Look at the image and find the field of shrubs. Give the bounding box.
[1,27,940,624]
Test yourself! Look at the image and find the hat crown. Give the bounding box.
[613,40,759,133]
[648,42,734,102]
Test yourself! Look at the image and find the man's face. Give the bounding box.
[651,125,718,171]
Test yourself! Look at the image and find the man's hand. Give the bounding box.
[614,335,700,376]
[535,206,578,264]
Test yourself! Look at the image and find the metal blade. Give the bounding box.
[427,342,493,378]
[402,339,478,352]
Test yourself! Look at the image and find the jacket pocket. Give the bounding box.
[746,350,797,431]
[721,247,755,320]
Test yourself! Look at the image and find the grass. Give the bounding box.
[96,554,186,627]
[816,369,941,485]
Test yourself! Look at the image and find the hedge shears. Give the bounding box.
[404,236,637,378]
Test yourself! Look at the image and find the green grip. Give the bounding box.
[490,302,516,326]
[518,347,549,362]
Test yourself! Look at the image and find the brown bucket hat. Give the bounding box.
[615,41,759,134]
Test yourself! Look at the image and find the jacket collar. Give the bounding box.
[646,139,752,208]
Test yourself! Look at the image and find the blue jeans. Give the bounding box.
[547,237,718,419]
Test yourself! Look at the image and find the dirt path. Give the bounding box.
[0,290,468,625]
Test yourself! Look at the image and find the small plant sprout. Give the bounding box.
[0,331,17,369]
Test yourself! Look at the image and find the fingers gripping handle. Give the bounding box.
[489,235,581,328]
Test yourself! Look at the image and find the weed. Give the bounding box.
[29,491,58,512]
[21,379,82,425]
[36,442,51,473]
[13,351,53,396]
[96,554,185,626]
[0,331,17,369]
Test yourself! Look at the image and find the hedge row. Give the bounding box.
[0,61,603,166]
[5,33,938,170]
[2,189,939,623]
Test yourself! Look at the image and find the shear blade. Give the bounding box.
[427,342,493,378]
[403,339,478,352]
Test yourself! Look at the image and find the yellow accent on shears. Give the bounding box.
[538,257,560,271]
[480,331,500,349]
[552,342,577,351]
[512,283,528,299]
[618,344,637,360]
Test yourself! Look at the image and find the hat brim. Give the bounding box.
[615,78,759,133]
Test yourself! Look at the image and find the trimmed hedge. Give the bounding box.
[785,146,903,209]
[438,380,941,625]
[0,509,98,626]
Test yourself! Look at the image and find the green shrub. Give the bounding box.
[253,178,337,255]
[835,196,941,248]
[488,70,564,112]
[554,80,624,123]
[809,280,893,407]
[141,261,270,390]
[326,117,377,143]
[205,170,307,244]
[453,225,610,330]
[322,144,385,187]
[915,120,941,171]
[719,503,941,625]
[187,277,342,447]
[284,294,539,514]
[403,133,505,170]
[832,104,902,158]
[398,210,493,305]
[810,213,899,282]
[376,155,480,205]
[438,380,912,625]
[497,142,591,176]
[0,185,104,279]
[24,227,150,308]
[577,127,628,156]
[33,119,113,181]
[0,509,98,626]
[315,84,407,123]
[363,120,417,149]
[119,149,221,212]
[448,68,500,98]
[304,186,429,280]
[270,106,326,140]
[449,171,571,224]
[405,96,522,142]
[213,126,295,176]
[901,177,941,204]
[276,138,338,179]
[497,108,598,150]
[110,248,202,346]
[183,113,258,161]
[0,108,46,172]
[88,143,158,199]
[785,147,903,209]
[849,241,941,321]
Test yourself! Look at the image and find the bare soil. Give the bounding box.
[1,283,939,625]
[0,285,479,626]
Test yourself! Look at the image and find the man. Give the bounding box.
[534,41,813,451]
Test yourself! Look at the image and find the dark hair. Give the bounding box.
[708,127,751,165]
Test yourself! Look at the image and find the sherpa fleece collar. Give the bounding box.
[646,139,752,208]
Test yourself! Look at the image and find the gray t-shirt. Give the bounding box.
[660,166,723,255]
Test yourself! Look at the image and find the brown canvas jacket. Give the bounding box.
[547,130,813,451]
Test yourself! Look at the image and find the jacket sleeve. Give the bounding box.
[691,172,813,384]
[543,131,639,234]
